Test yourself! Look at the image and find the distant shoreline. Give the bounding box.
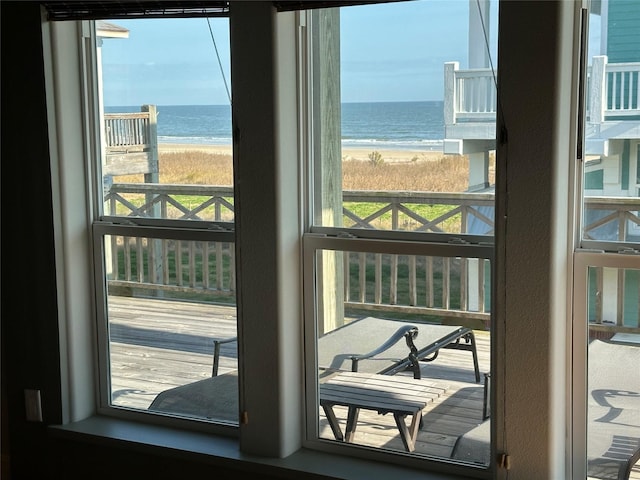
[158,143,446,163]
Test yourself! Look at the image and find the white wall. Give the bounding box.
[495,1,578,478]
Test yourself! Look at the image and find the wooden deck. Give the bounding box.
[107,295,639,476]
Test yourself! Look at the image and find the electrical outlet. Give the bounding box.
[24,389,43,422]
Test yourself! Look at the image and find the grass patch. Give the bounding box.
[113,149,488,193]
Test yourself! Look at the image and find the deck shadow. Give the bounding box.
[109,323,238,359]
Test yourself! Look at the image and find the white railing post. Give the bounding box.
[444,62,458,126]
[590,55,607,124]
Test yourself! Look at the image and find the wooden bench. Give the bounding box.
[319,371,448,452]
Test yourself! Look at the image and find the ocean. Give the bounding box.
[105,101,445,151]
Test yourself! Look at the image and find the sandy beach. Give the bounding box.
[158,143,445,163]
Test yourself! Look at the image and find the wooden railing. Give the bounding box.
[106,183,234,221]
[103,105,158,177]
[584,196,640,241]
[105,112,152,148]
[106,235,236,301]
[342,252,491,326]
[104,184,640,329]
[343,190,494,233]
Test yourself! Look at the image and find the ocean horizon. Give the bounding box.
[105,101,445,151]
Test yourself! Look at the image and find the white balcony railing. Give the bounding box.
[444,62,496,126]
[445,57,640,128]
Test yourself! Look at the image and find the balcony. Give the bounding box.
[443,57,640,156]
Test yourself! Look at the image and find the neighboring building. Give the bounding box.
[585,0,640,207]
[445,0,640,239]
[445,0,640,326]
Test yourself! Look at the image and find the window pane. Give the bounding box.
[585,265,640,478]
[309,246,491,464]
[94,17,237,425]
[98,18,233,221]
[102,233,238,424]
[310,1,497,236]
[582,7,640,247]
[304,0,497,467]
[578,5,640,476]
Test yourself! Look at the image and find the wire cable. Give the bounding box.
[206,17,232,105]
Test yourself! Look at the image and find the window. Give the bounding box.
[573,2,640,478]
[91,14,238,427]
[299,1,497,472]
[39,2,594,477]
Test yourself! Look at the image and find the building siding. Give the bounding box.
[607,0,640,62]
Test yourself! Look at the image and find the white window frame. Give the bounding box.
[91,221,236,432]
[302,233,494,475]
[571,250,640,479]
[297,5,495,475]
[46,16,240,434]
[85,15,238,431]
[571,2,640,477]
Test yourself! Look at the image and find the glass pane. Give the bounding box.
[583,6,640,245]
[580,4,640,476]
[586,266,640,478]
[98,18,233,220]
[103,233,238,424]
[312,248,491,464]
[311,0,498,235]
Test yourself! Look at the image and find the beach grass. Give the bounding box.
[341,155,470,192]
[113,148,483,193]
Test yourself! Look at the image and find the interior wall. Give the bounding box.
[1,1,64,477]
[495,1,576,478]
[46,437,330,480]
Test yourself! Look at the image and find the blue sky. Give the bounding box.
[99,1,494,106]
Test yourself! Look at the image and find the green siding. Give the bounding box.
[637,144,640,184]
[607,0,640,62]
[623,269,640,327]
[585,169,604,189]
[622,139,630,190]
[587,267,640,326]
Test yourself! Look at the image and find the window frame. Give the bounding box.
[571,2,640,478]
[571,250,640,479]
[88,15,238,430]
[51,15,241,433]
[41,2,592,477]
[91,220,237,433]
[302,233,494,475]
[298,4,495,475]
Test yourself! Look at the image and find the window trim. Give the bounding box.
[62,16,241,434]
[298,3,496,474]
[571,250,640,479]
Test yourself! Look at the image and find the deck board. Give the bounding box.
[105,295,639,477]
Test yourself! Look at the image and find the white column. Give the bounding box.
[469,0,491,69]
[468,150,490,191]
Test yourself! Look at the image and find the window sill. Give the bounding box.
[50,416,476,480]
